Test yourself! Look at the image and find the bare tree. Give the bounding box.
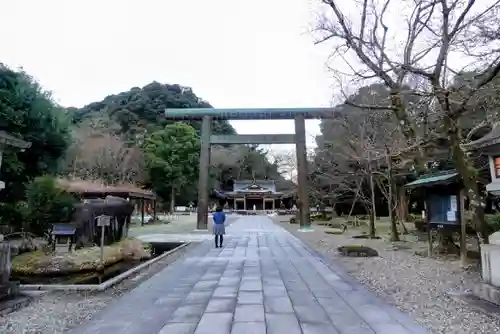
[315,0,500,243]
[64,125,145,185]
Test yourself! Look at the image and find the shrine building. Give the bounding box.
[212,180,294,211]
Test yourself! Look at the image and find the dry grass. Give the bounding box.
[12,238,151,276]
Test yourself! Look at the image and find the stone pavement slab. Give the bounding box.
[71,216,429,334]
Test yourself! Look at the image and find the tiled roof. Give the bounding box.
[465,124,500,150]
[405,172,458,188]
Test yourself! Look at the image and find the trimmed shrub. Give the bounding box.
[26,176,77,236]
[337,245,378,257]
[324,229,344,235]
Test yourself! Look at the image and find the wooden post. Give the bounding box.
[197,115,211,230]
[0,242,11,287]
[294,114,311,230]
[97,215,110,269]
[424,198,433,257]
[140,199,145,226]
[100,226,105,267]
[460,189,467,267]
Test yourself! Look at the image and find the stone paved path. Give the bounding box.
[71,216,428,334]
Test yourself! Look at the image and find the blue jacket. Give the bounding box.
[213,211,226,225]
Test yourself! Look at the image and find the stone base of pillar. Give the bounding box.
[297,226,314,232]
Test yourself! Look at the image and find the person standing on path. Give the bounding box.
[212,206,226,248]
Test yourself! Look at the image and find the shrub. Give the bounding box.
[337,245,378,257]
[487,213,500,234]
[26,176,77,236]
[324,229,344,235]
[310,213,331,221]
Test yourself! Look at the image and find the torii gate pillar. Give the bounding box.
[196,116,211,230]
[294,113,311,231]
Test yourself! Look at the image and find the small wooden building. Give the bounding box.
[212,179,294,210]
[405,171,463,229]
[57,179,157,226]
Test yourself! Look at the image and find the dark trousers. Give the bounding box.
[215,235,223,247]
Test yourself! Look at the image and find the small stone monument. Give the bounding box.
[50,224,77,253]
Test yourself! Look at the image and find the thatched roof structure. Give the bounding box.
[56,179,156,200]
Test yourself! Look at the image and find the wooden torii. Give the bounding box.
[164,107,338,231]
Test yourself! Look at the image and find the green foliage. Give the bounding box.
[484,214,500,235]
[337,245,378,257]
[144,123,200,202]
[25,176,76,236]
[72,82,236,139]
[310,213,330,221]
[0,64,71,228]
[70,81,294,202]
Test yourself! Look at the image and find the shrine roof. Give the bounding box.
[465,124,500,150]
[404,171,458,188]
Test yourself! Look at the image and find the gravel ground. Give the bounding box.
[277,219,500,334]
[0,242,197,334]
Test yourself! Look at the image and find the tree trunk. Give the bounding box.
[447,120,488,245]
[170,186,176,214]
[368,156,377,238]
[387,153,399,242]
[396,185,409,234]
[347,180,362,222]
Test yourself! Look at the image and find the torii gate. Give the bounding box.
[164,107,337,231]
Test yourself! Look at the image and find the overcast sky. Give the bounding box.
[1,0,333,150]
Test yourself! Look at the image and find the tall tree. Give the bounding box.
[0,64,71,228]
[315,0,500,243]
[72,81,236,140]
[63,123,146,185]
[144,123,200,212]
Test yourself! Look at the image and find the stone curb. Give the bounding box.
[18,243,190,292]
